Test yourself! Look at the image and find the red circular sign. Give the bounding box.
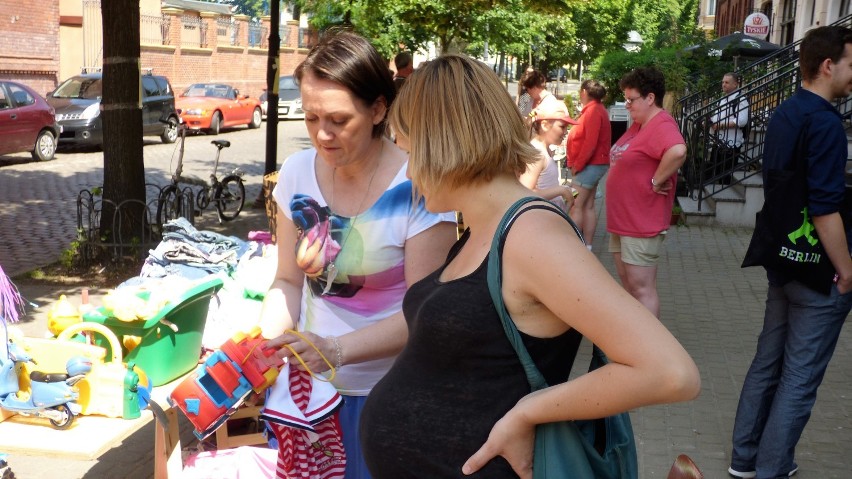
[744,13,771,39]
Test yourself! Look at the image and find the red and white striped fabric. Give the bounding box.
[262,364,345,479]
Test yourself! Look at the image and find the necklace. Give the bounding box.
[323,149,382,295]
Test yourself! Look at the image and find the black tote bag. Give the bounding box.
[741,118,837,295]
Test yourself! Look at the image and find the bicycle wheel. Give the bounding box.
[196,188,211,210]
[215,175,245,222]
[157,184,185,227]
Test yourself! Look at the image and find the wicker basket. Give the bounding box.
[263,171,279,243]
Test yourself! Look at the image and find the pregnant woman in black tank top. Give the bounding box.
[360,55,700,478]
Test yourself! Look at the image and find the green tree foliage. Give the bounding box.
[465,5,577,73]
[587,47,690,106]
[232,0,267,18]
[627,0,702,48]
[290,0,586,59]
[586,0,716,105]
[286,0,705,91]
[568,0,630,70]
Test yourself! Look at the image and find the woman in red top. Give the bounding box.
[566,79,611,249]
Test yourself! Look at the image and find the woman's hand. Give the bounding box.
[561,186,576,209]
[651,177,673,195]
[263,330,337,373]
[461,408,535,478]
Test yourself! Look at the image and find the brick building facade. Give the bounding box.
[0,2,61,96]
[713,0,851,45]
[0,0,315,100]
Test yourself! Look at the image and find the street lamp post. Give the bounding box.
[265,0,281,178]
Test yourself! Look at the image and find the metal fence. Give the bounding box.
[75,184,198,266]
[217,16,240,46]
[279,24,291,47]
[248,21,266,48]
[676,13,852,210]
[181,15,207,48]
[298,27,313,49]
[141,13,169,45]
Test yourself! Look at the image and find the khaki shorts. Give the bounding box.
[608,232,667,267]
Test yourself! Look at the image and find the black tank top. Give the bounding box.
[361,223,583,478]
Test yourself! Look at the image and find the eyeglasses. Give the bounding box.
[624,95,644,106]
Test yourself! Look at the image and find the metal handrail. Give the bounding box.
[677,14,852,210]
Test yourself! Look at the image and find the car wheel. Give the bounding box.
[161,117,179,144]
[31,130,57,161]
[208,112,222,135]
[249,107,262,129]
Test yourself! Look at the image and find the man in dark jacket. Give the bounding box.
[729,25,852,479]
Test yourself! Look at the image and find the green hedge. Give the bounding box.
[587,46,733,107]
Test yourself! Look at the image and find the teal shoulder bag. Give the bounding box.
[486,196,639,479]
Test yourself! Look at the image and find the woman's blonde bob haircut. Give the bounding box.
[390,55,539,194]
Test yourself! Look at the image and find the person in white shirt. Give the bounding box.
[709,72,749,184]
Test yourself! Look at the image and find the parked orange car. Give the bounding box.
[176,83,262,135]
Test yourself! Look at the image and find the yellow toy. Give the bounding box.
[14,333,106,375]
[56,322,149,419]
[47,294,82,336]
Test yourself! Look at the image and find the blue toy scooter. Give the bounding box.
[0,318,91,429]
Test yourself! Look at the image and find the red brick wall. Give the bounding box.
[0,3,60,94]
[0,7,309,100]
[141,13,309,100]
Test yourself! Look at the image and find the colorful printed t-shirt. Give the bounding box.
[272,148,454,395]
[606,110,684,237]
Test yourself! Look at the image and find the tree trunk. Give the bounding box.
[100,1,146,252]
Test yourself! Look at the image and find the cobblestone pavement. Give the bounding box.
[0,121,312,278]
[2,122,851,478]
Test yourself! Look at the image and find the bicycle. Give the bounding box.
[156,120,246,226]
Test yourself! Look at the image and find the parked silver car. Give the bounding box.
[47,73,180,147]
[259,75,304,120]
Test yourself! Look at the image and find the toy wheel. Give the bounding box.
[49,403,75,429]
[215,176,245,222]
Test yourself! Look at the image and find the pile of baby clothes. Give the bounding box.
[141,218,249,280]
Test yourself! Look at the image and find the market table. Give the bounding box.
[0,410,152,459]
[0,376,183,467]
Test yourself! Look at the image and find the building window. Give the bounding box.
[838,0,851,19]
[780,0,796,45]
[707,0,717,16]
